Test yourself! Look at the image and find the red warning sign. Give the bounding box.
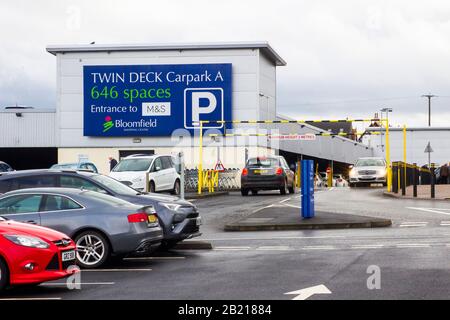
[214,160,226,172]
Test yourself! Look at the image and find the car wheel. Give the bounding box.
[74,231,110,269]
[171,179,181,195]
[149,181,156,193]
[251,190,258,195]
[0,258,9,292]
[241,188,249,196]
[280,181,288,195]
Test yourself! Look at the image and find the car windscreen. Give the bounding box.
[91,174,140,196]
[79,190,134,206]
[112,159,153,172]
[355,159,385,167]
[247,158,280,167]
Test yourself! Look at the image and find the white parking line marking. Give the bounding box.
[396,243,431,248]
[279,198,292,203]
[256,246,291,251]
[282,203,301,209]
[0,297,62,301]
[351,244,384,249]
[124,256,186,260]
[252,204,274,214]
[407,207,450,216]
[302,246,336,250]
[41,282,115,286]
[400,221,428,224]
[214,246,251,251]
[82,268,152,272]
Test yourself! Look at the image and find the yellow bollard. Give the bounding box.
[198,121,204,194]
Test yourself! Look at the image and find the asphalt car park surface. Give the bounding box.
[4,186,450,300]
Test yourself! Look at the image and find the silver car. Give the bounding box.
[349,157,387,187]
[0,188,163,268]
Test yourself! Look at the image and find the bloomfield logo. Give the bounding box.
[103,116,114,132]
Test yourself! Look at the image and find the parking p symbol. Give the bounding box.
[191,91,217,123]
[184,88,224,129]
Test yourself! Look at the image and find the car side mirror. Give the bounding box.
[155,166,161,172]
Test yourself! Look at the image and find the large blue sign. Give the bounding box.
[83,64,232,136]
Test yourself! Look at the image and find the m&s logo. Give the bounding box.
[103,116,114,132]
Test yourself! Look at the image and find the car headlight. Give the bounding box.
[4,234,49,249]
[349,169,356,177]
[379,169,386,176]
[160,203,182,211]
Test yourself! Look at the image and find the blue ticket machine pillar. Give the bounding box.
[301,160,315,218]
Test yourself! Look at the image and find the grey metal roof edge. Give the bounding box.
[366,126,450,132]
[0,108,55,113]
[46,41,287,66]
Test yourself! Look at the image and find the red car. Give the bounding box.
[0,216,78,291]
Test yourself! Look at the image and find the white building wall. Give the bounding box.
[56,48,264,147]
[365,128,450,166]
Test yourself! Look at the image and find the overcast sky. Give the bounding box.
[1,0,450,127]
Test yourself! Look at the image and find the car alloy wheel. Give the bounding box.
[76,234,106,268]
[172,180,180,195]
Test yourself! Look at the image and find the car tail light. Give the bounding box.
[275,167,283,175]
[128,213,148,223]
[242,168,248,176]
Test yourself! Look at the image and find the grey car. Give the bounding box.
[0,188,163,268]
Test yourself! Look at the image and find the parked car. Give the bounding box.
[0,215,78,291]
[0,188,163,268]
[241,156,296,196]
[110,155,181,195]
[333,174,349,187]
[349,157,387,187]
[51,162,98,173]
[0,161,13,173]
[0,169,201,250]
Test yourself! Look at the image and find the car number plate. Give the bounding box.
[254,169,268,174]
[196,217,202,226]
[148,215,158,223]
[62,250,76,262]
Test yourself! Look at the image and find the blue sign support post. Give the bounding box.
[301,159,315,219]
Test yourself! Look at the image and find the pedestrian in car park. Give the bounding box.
[109,156,118,171]
[441,163,449,184]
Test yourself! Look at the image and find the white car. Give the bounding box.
[349,157,387,187]
[109,155,181,194]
